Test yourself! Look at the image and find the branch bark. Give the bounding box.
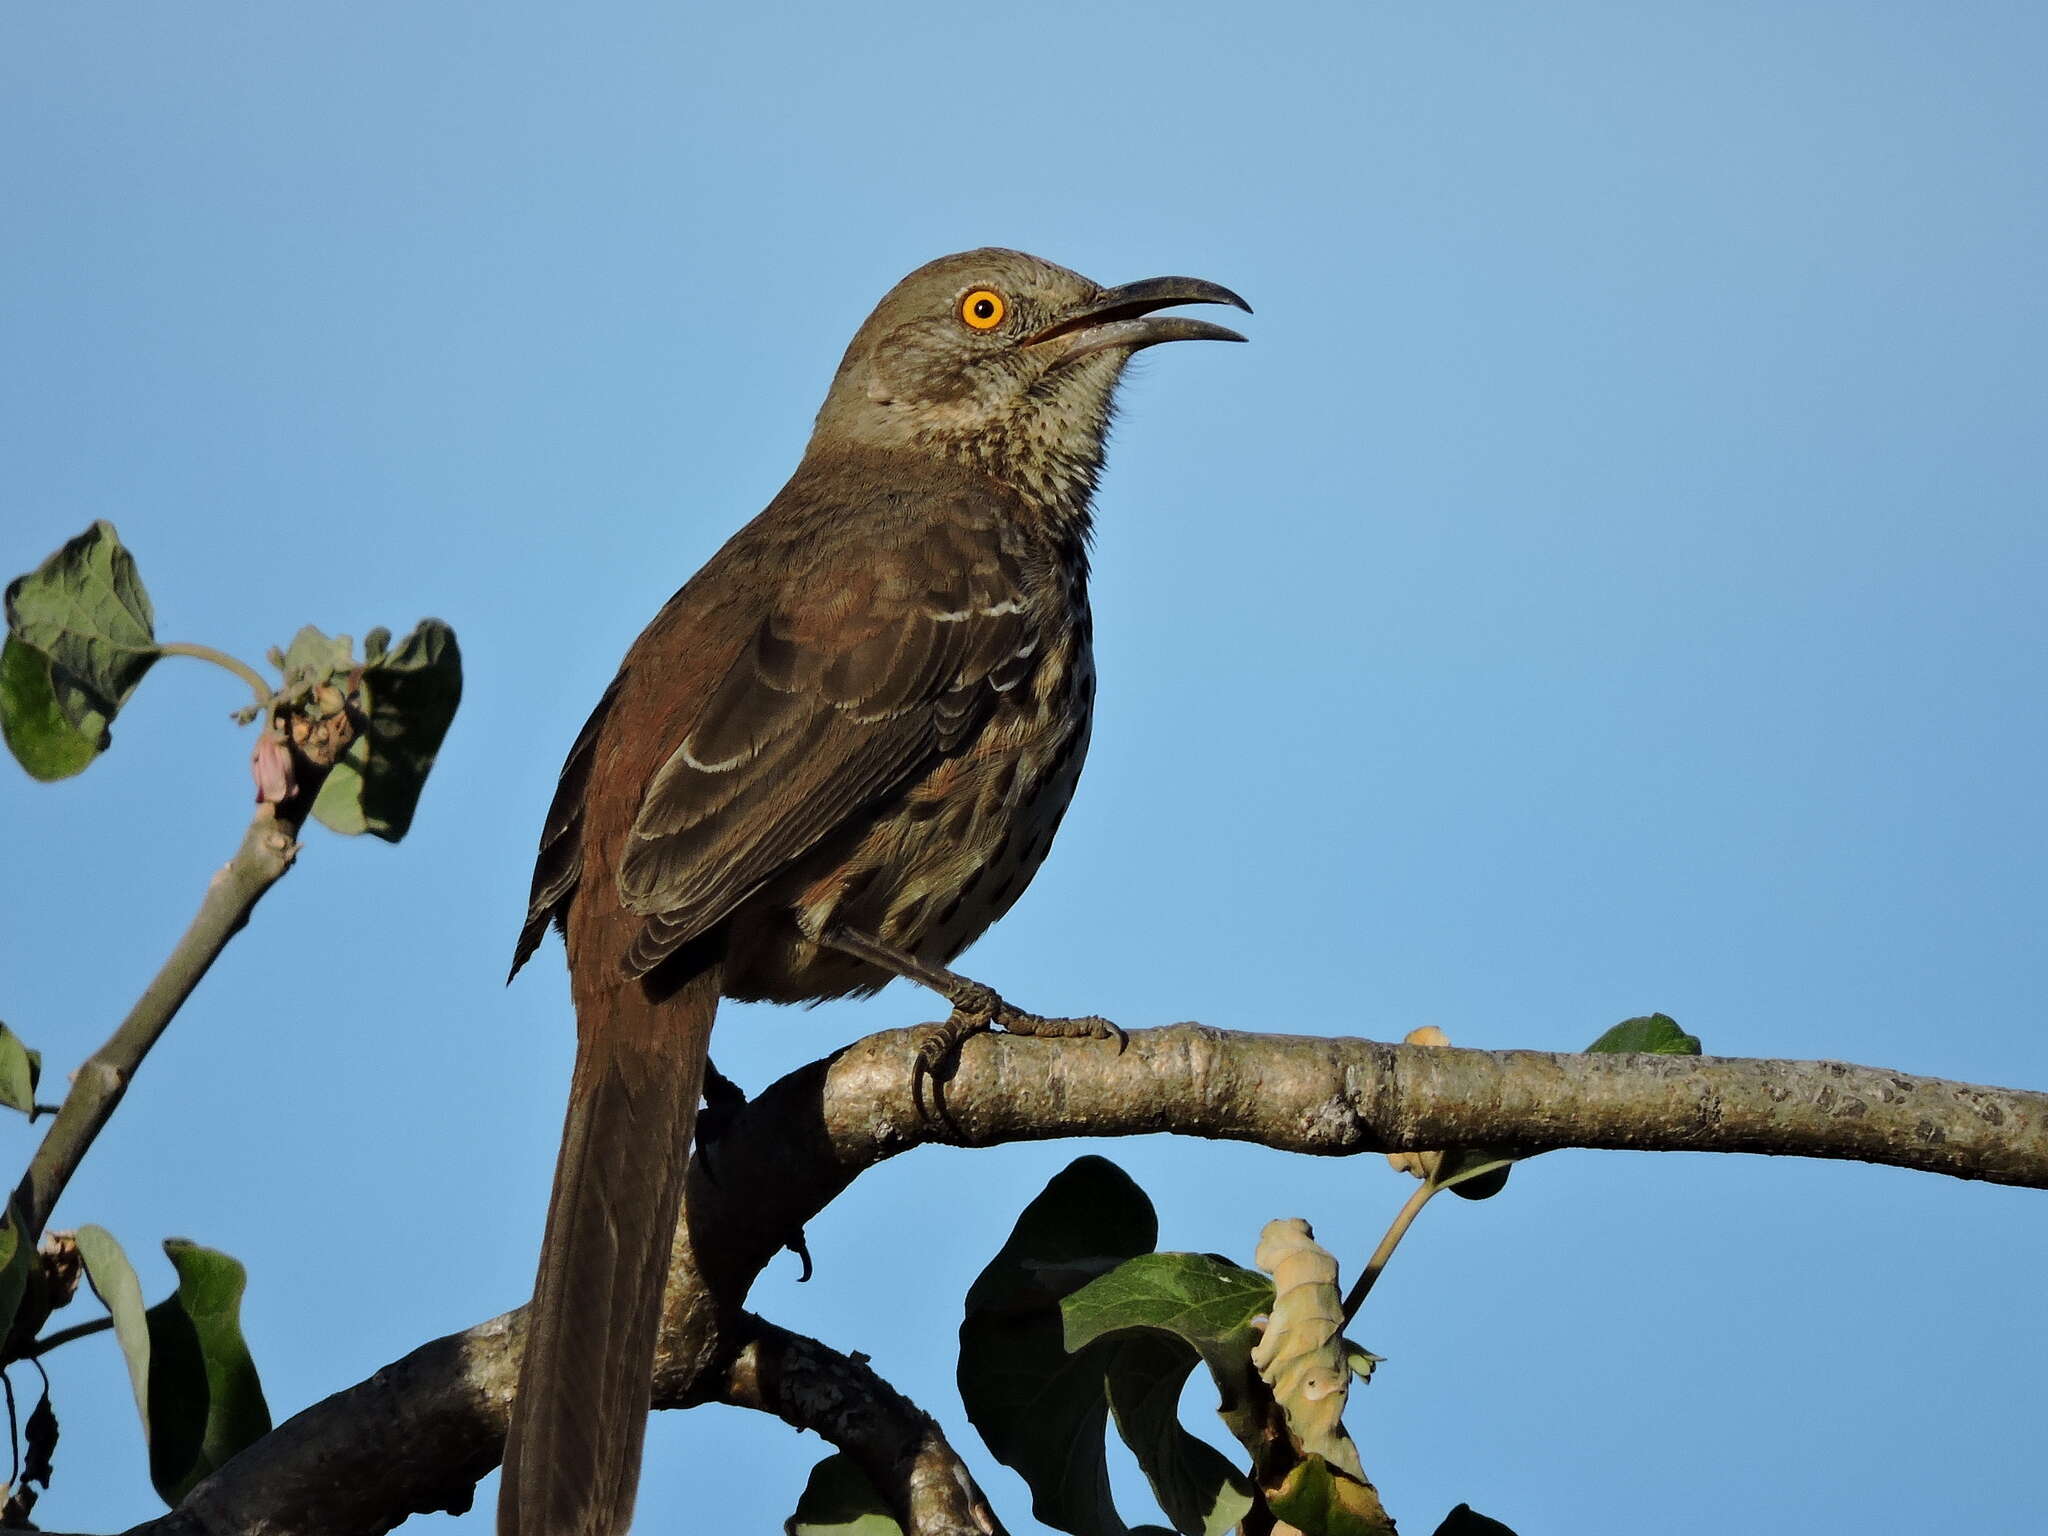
[117,1024,2045,1535]
[722,1316,1002,1536]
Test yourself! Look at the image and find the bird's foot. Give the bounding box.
[910,982,1124,1119]
[993,1005,1126,1048]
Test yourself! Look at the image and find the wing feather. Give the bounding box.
[509,675,626,981]
[613,521,1042,976]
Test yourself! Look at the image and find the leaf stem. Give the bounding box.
[25,1314,112,1358]
[158,641,273,710]
[2,1367,16,1493]
[1340,1180,1440,1327]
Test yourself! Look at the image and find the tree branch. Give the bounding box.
[15,806,302,1238]
[15,697,353,1239]
[721,1316,1002,1536]
[125,1310,1000,1536]
[155,641,276,713]
[121,1024,2045,1535]
[846,1024,2048,1185]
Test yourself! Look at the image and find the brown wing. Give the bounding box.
[509,674,625,982]
[614,513,1039,977]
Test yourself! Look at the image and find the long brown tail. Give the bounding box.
[499,961,718,1536]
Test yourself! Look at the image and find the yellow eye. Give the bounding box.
[960,289,1005,330]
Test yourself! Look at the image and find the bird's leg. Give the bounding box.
[819,923,1124,1096]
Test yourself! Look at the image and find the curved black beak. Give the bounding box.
[1027,275,1251,363]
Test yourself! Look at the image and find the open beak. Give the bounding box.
[1026,275,1251,364]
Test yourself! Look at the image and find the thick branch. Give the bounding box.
[126,1026,2044,1535]
[129,1310,997,1536]
[810,1025,2048,1185]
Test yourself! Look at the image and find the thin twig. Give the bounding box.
[12,807,301,1238]
[2,1367,17,1495]
[13,698,349,1241]
[25,1316,112,1359]
[1341,1180,1437,1326]
[156,642,273,711]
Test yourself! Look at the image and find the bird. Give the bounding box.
[500,246,1248,1536]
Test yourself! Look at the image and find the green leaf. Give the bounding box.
[786,1454,905,1535]
[1587,1013,1702,1056]
[1431,1504,1520,1536]
[2,521,160,778]
[143,1239,272,1506]
[1100,1329,1257,1536]
[309,618,462,841]
[1059,1248,1274,1508]
[278,625,356,685]
[0,1204,33,1362]
[76,1225,151,1429]
[0,635,103,780]
[0,1023,42,1117]
[1433,1151,1514,1201]
[1266,1454,1397,1536]
[959,1156,1159,1536]
[1062,1251,1275,1359]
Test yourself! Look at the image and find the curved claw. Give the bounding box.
[904,988,1123,1125]
[910,1006,992,1126]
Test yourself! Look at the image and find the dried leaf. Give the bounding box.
[36,1232,80,1315]
[1267,1453,1396,1536]
[21,1389,56,1491]
[1249,1221,1365,1482]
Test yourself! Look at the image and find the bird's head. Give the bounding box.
[808,247,1248,519]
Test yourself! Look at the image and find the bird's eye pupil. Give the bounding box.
[961,289,1006,329]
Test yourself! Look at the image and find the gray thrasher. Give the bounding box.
[501,247,1248,1535]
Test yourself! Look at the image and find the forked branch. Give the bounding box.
[108,1023,2046,1536]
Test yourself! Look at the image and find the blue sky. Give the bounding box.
[3,3,2044,1531]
